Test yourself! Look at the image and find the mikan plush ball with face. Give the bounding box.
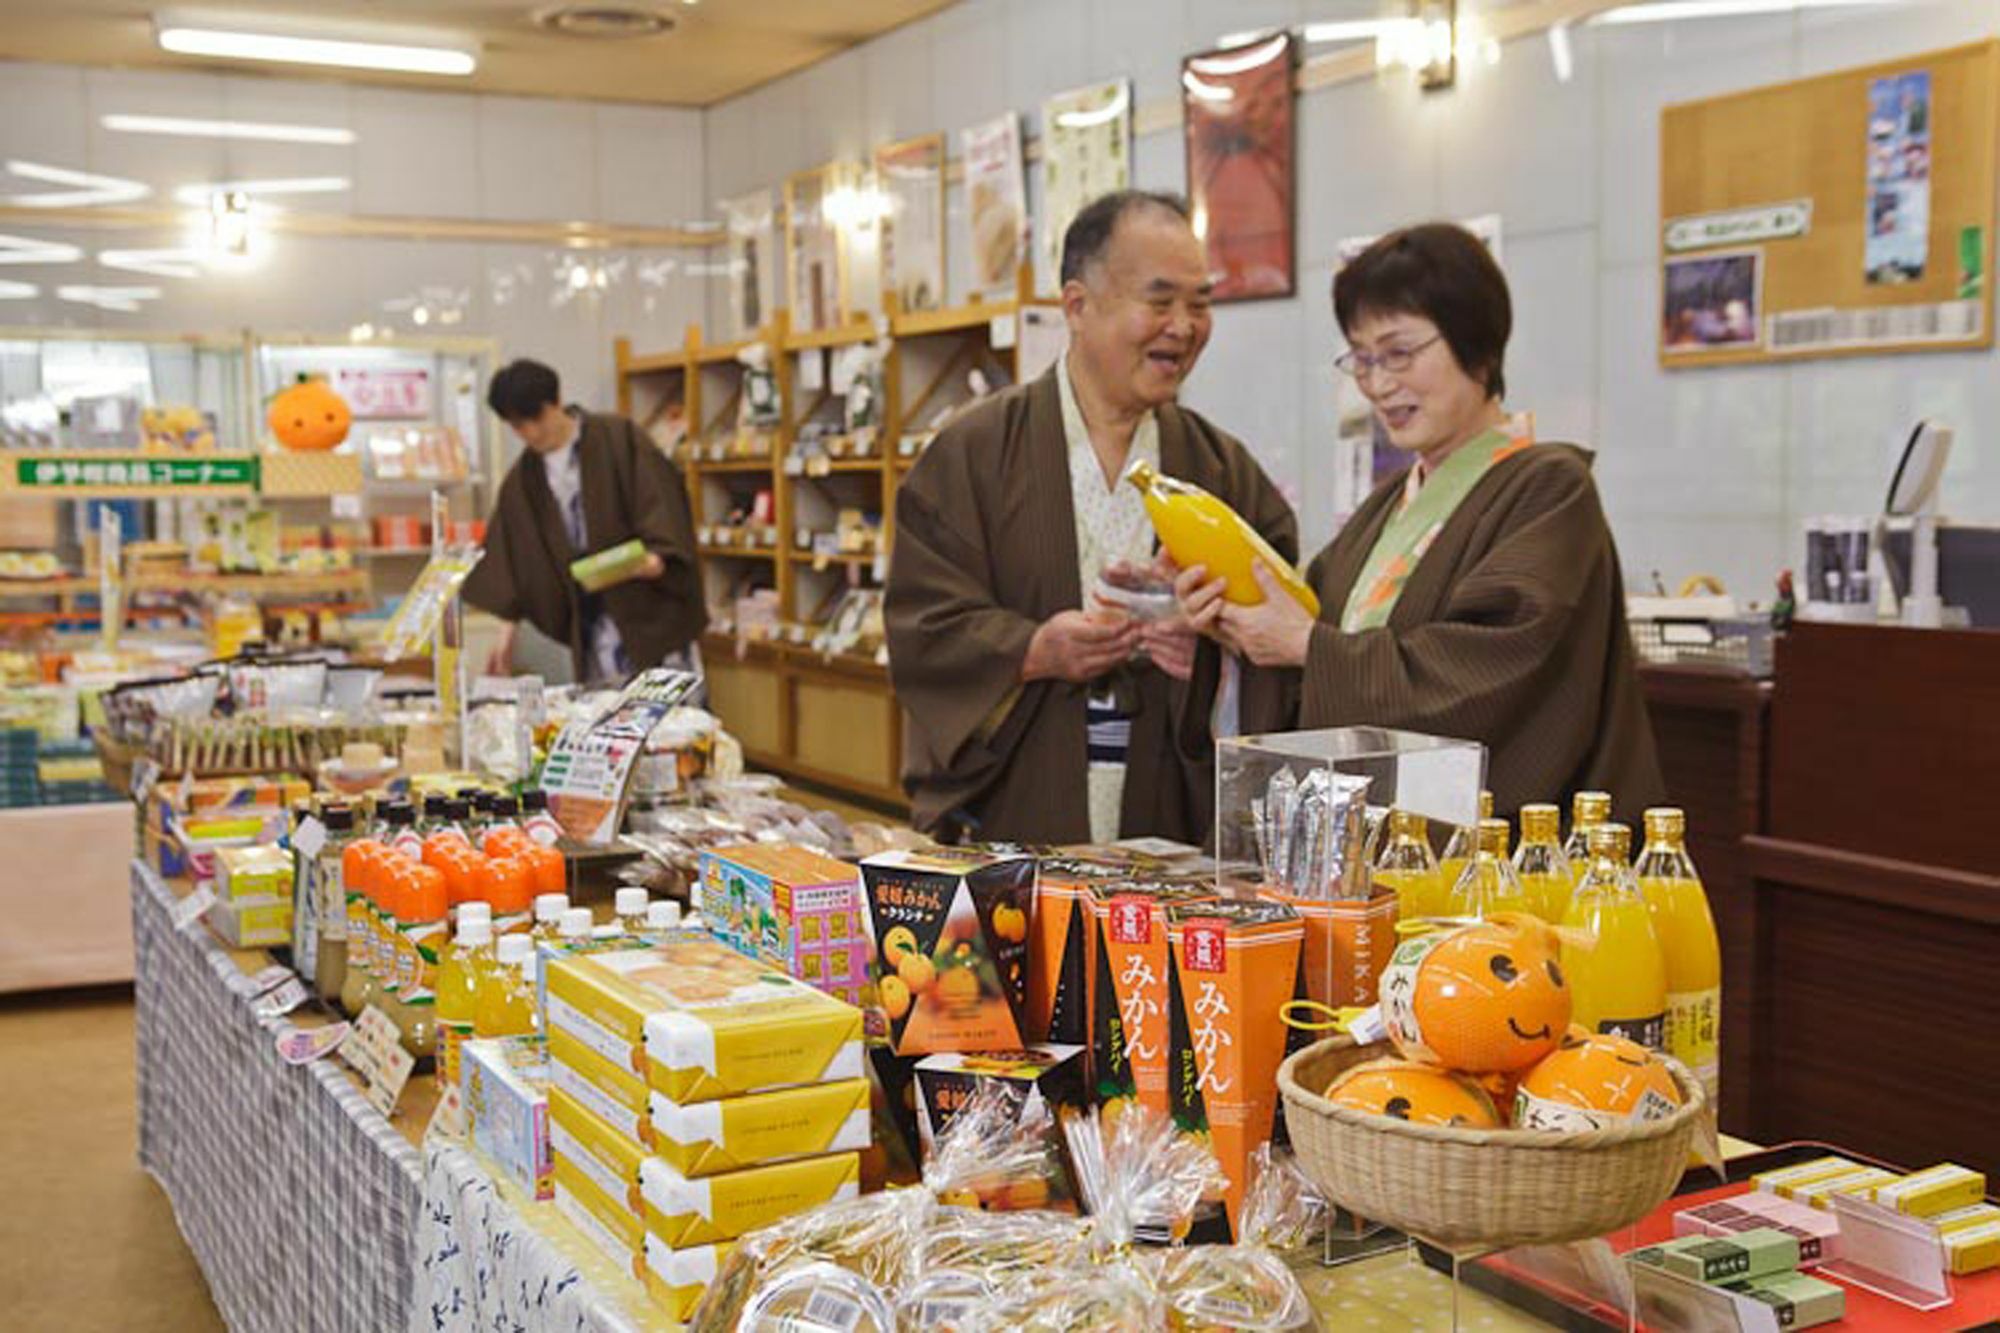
[268,378,352,452]
[1327,1059,1502,1129]
[1380,913,1571,1073]
[1514,1027,1684,1132]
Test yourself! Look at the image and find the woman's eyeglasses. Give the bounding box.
[1334,334,1441,379]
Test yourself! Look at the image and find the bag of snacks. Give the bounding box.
[1153,1146,1324,1331]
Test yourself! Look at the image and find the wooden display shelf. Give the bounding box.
[741,745,906,812]
[694,455,780,473]
[621,349,688,374]
[782,320,878,353]
[0,569,367,597]
[791,456,886,476]
[890,297,1016,340]
[786,549,882,570]
[692,338,756,366]
[698,545,776,561]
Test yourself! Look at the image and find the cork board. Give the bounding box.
[1659,40,1997,368]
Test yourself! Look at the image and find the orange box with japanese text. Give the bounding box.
[1088,881,1217,1114]
[860,848,1035,1056]
[1257,888,1399,1010]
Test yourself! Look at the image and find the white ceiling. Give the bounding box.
[0,0,958,108]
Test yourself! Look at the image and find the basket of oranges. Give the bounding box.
[1276,914,1707,1250]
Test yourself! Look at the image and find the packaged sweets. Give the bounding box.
[642,1234,736,1323]
[463,1035,553,1202]
[1027,853,1205,1048]
[861,848,1036,1056]
[639,1150,862,1248]
[1873,1163,1986,1218]
[920,1078,1082,1222]
[1090,881,1218,1115]
[649,1076,872,1178]
[1155,1145,1323,1331]
[738,1260,896,1333]
[544,935,865,1103]
[686,1189,930,1331]
[700,845,869,1004]
[547,1026,650,1145]
[549,1084,647,1212]
[914,1044,1086,1207]
[570,538,651,593]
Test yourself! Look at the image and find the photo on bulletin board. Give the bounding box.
[1182,32,1297,302]
[876,134,946,315]
[961,112,1027,299]
[1040,79,1132,293]
[785,165,849,334]
[720,187,776,340]
[1865,70,1932,284]
[1662,250,1763,352]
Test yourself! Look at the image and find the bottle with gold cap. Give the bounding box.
[1512,803,1573,923]
[1124,458,1320,614]
[1373,810,1445,922]
[1437,790,1494,899]
[1446,818,1535,919]
[1563,792,1613,892]
[1560,822,1667,1048]
[1636,807,1721,1104]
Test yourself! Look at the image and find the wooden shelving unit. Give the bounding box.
[615,267,1046,811]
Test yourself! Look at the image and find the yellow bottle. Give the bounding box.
[1437,790,1494,902]
[435,915,494,1090]
[1512,803,1573,923]
[1446,818,1535,919]
[1123,459,1319,614]
[1564,792,1612,893]
[1373,810,1444,922]
[1560,823,1668,1049]
[474,933,541,1039]
[1636,808,1721,1104]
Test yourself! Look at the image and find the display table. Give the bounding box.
[1,802,139,991]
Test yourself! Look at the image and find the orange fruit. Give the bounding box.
[879,974,911,1020]
[896,953,936,995]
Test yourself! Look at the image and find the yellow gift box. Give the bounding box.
[550,1084,648,1214]
[648,1077,870,1179]
[553,1154,643,1257]
[643,1233,733,1323]
[548,1025,651,1147]
[1874,1164,1987,1219]
[638,1150,860,1248]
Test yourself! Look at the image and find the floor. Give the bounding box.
[0,984,222,1331]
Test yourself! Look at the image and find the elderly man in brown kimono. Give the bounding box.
[887,191,1297,845]
[464,358,705,684]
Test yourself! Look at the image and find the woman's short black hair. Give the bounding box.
[1332,223,1511,400]
[486,359,561,423]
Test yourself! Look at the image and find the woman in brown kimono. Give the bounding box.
[1176,222,1663,820]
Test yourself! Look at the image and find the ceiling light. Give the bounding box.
[172,176,350,205]
[100,248,205,278]
[209,192,254,259]
[101,113,356,145]
[3,161,150,208]
[1592,0,1887,23]
[154,10,477,76]
[57,284,160,313]
[0,280,39,300]
[0,234,83,265]
[1548,20,1574,82]
[1304,19,1419,44]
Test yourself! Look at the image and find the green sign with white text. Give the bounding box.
[14,456,259,491]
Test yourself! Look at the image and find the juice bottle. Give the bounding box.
[1512,803,1572,923]
[460,788,493,836]
[1373,810,1444,923]
[532,892,570,944]
[1437,790,1494,899]
[614,887,650,937]
[1564,791,1612,894]
[556,906,593,948]
[641,900,683,940]
[339,839,381,1017]
[1446,817,1534,919]
[445,796,475,841]
[526,845,566,898]
[489,794,521,833]
[1636,807,1721,1104]
[1560,823,1668,1050]
[474,933,540,1039]
[520,789,563,848]
[435,914,493,1090]
[312,805,358,1004]
[1123,458,1320,614]
[290,800,321,986]
[419,793,451,837]
[393,862,448,1061]
[381,800,424,861]
[372,860,408,1030]
[483,857,536,939]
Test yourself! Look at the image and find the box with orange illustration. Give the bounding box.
[1088,881,1218,1115]
[1257,887,1399,1011]
[1026,853,1208,1049]
[860,848,1035,1056]
[1164,898,1307,1240]
[913,1045,1086,1212]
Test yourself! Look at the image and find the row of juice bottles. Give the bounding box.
[1373,793,1721,1102]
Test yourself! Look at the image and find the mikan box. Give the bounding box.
[700,845,869,1004]
[647,1077,871,1178]
[1165,898,1308,1241]
[643,1233,735,1322]
[638,1150,861,1248]
[1088,881,1218,1114]
[859,848,1035,1056]
[1257,887,1399,1011]
[545,935,865,1105]
[1026,852,1209,1049]
[914,1044,1086,1212]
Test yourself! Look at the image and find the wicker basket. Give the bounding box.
[1278,1035,1707,1250]
[92,731,145,798]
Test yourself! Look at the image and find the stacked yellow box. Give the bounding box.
[542,934,870,1321]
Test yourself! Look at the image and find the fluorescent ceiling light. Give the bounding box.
[57,284,161,312]
[0,280,39,300]
[101,113,356,145]
[3,161,150,208]
[154,11,477,76]
[100,248,206,278]
[172,176,350,205]
[1305,19,1419,43]
[0,234,83,266]
[1593,0,1889,24]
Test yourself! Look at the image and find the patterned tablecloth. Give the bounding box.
[130,859,658,1333]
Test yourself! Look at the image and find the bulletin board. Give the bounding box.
[1658,40,1997,369]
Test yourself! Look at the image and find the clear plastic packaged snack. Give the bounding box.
[1154,1146,1324,1331]
[739,1260,898,1333]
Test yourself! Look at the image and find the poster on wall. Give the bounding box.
[334,367,430,420]
[1865,69,1932,284]
[1182,33,1296,303]
[876,134,946,314]
[720,188,776,340]
[961,112,1027,299]
[785,166,846,333]
[1040,80,1132,292]
[1662,250,1763,352]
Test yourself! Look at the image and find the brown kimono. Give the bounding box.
[1201,444,1664,821]
[887,368,1297,844]
[463,409,705,680]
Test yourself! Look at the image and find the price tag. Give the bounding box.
[330,493,364,520]
[253,976,311,1019]
[426,1080,466,1140]
[247,962,295,994]
[276,1021,350,1065]
[130,756,161,803]
[176,768,195,810]
[783,454,805,477]
[293,814,327,860]
[807,454,832,478]
[344,1004,418,1116]
[171,885,216,933]
[989,313,1018,349]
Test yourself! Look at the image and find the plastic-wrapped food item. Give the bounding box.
[1063,1101,1231,1250]
[739,1260,897,1333]
[1153,1147,1324,1331]
[951,1264,1165,1332]
[685,1189,931,1332]
[895,1270,994,1332]
[922,1080,1071,1210]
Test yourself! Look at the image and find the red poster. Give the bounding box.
[1182,33,1297,303]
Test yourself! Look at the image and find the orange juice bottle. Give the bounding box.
[474,933,540,1039]
[1123,458,1320,614]
[1564,791,1612,894]
[483,857,535,939]
[1512,803,1573,923]
[1560,823,1667,1049]
[1636,808,1721,1103]
[392,863,448,1060]
[435,914,493,1089]
[372,861,408,1032]
[1373,810,1444,922]
[1437,790,1494,900]
[339,839,381,1017]
[1446,817,1534,919]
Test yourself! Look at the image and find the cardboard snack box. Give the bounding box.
[464,1035,553,1202]
[1088,881,1218,1115]
[861,848,1035,1056]
[638,1150,861,1249]
[700,844,868,1004]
